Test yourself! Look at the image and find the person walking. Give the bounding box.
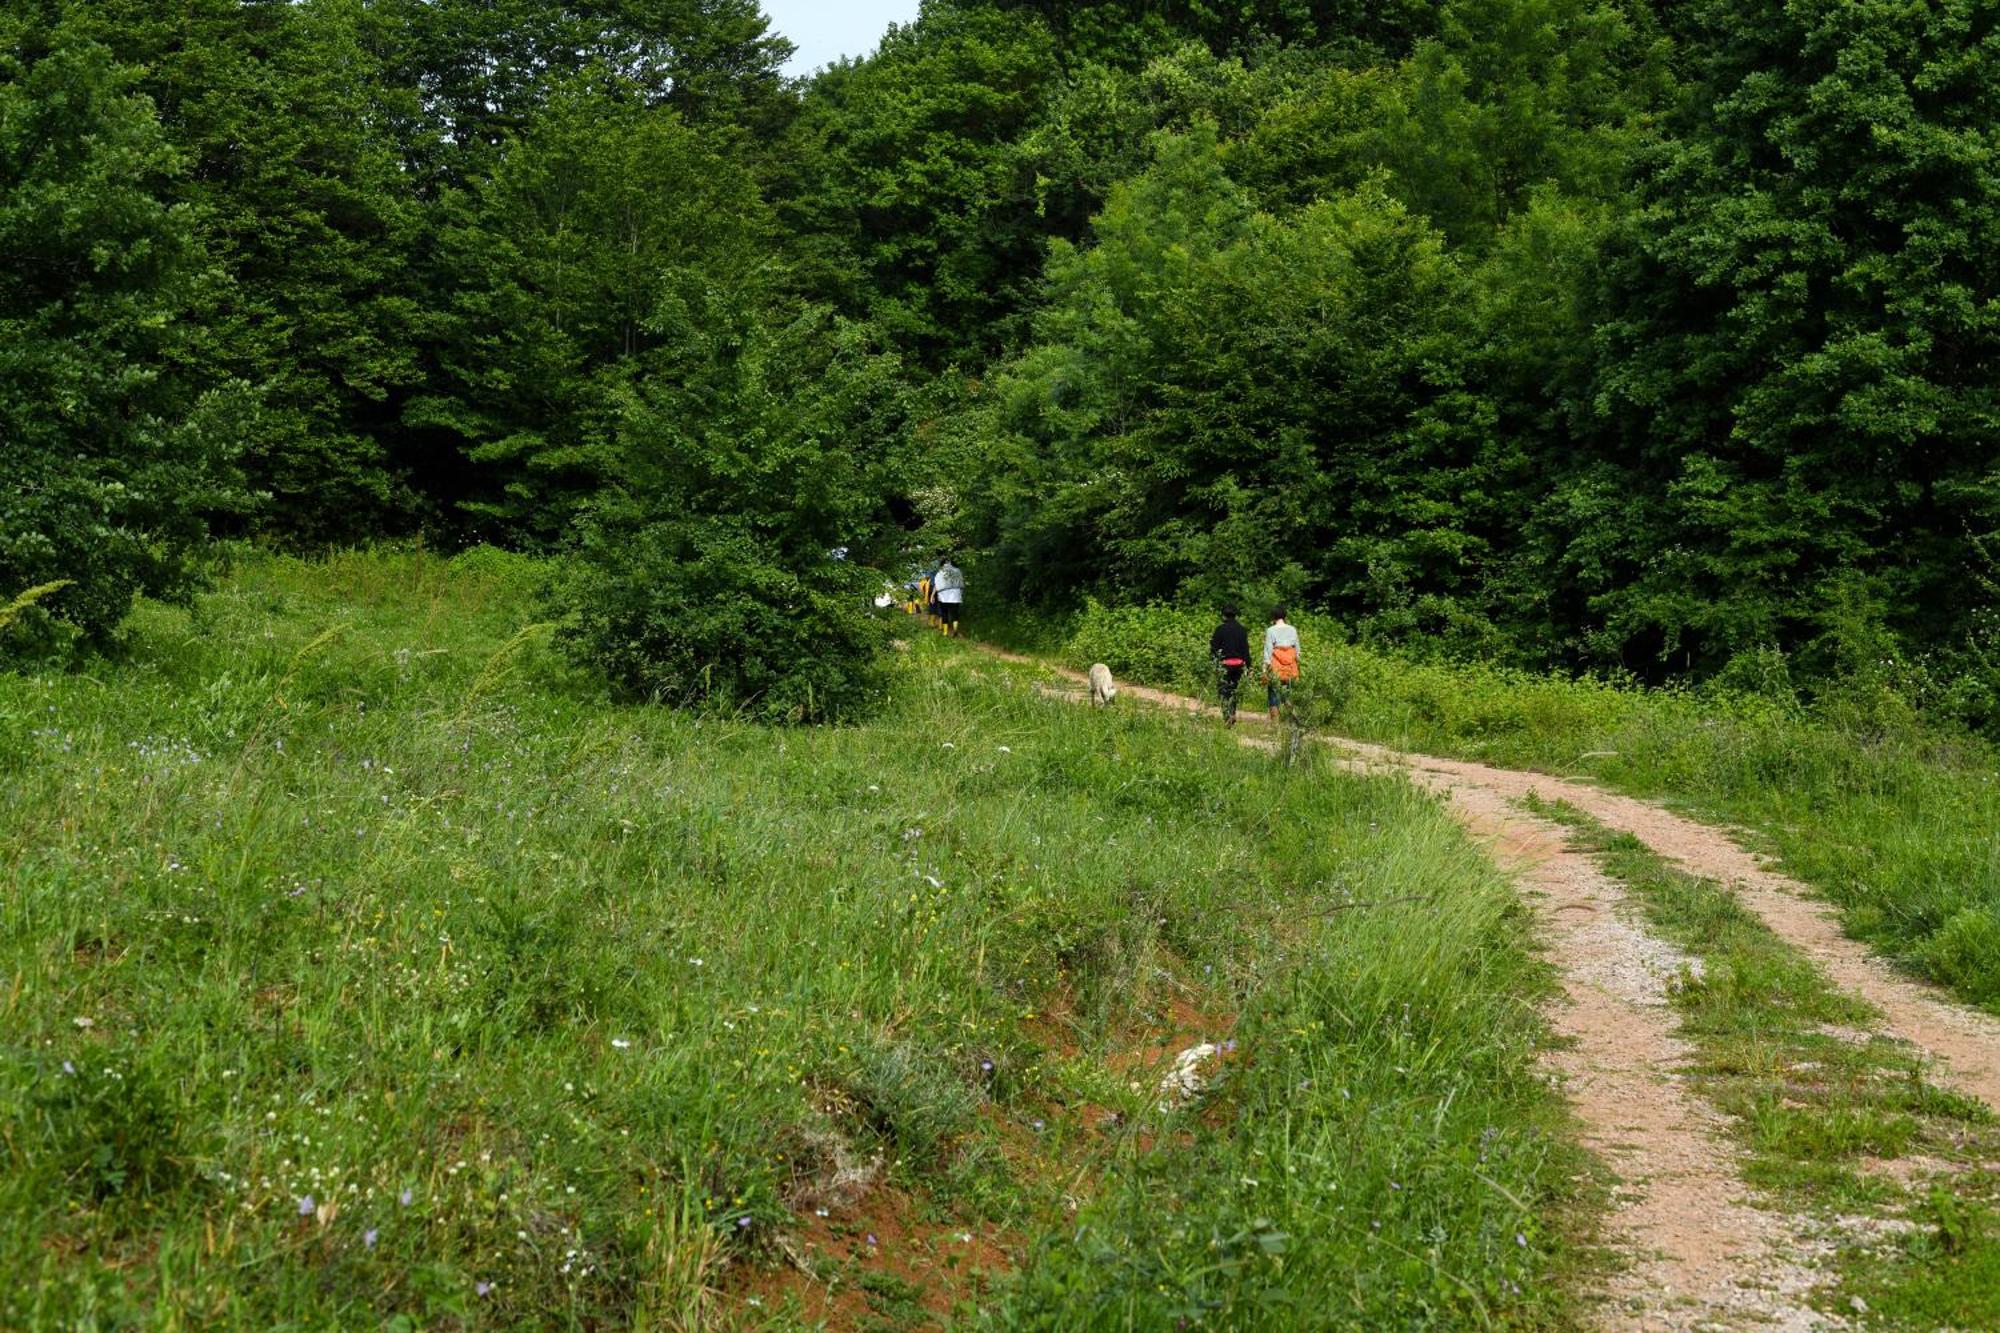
[1210,605,1251,726]
[1262,606,1301,722]
[933,558,965,637]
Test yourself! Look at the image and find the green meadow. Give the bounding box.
[1045,602,2000,1018]
[1,550,1584,1329]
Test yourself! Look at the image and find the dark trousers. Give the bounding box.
[1217,663,1246,722]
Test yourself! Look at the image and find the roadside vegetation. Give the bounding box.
[1536,801,2000,1330]
[0,549,1587,1328]
[1006,600,2000,1019]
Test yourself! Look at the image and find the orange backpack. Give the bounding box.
[1271,644,1300,682]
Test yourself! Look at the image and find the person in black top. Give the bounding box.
[1210,605,1252,727]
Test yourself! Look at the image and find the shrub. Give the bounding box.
[554,309,910,723]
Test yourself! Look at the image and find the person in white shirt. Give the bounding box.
[1262,607,1301,721]
[933,559,965,636]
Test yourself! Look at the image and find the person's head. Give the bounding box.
[1270,605,1288,624]
[1221,604,1238,622]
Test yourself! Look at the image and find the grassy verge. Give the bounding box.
[1,549,1589,1328]
[1534,798,2000,1329]
[998,600,2000,1017]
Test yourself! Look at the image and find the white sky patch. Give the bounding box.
[764,0,923,77]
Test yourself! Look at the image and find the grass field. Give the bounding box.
[1026,601,2000,1017]
[0,549,1588,1329]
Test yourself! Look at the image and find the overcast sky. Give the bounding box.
[764,0,924,77]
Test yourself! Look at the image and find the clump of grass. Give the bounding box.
[0,549,1587,1327]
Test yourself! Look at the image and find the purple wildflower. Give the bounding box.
[399,1188,413,1207]
[475,1281,492,1297]
[364,1229,378,1248]
[298,1195,316,1216]
[1516,1232,1528,1248]
[865,1233,878,1247]
[736,1216,752,1230]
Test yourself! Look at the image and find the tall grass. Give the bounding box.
[0,550,1584,1327]
[1037,600,2000,1016]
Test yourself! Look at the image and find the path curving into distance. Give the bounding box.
[981,645,2000,1328]
[1330,738,2000,1113]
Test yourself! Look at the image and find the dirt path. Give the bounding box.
[1330,738,2000,1113]
[987,646,2000,1327]
[1436,780,1835,1330]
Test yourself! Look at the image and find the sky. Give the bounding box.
[763,0,924,77]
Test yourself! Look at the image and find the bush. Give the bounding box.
[558,518,894,722]
[553,309,910,724]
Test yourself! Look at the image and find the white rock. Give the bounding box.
[1157,1043,1220,1110]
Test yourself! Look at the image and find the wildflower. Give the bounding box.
[611,1038,631,1049]
[475,1281,492,1297]
[980,1060,993,1072]
[736,1217,752,1230]
[865,1233,878,1247]
[1222,1039,1237,1054]
[72,1016,93,1030]
[1031,1119,1045,1133]
[62,1061,75,1075]
[364,1229,378,1248]
[399,1188,414,1207]
[1516,1232,1528,1248]
[688,957,704,968]
[298,1195,316,1216]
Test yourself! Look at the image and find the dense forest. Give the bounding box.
[6,0,1999,726]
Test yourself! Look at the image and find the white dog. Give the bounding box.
[1088,663,1118,707]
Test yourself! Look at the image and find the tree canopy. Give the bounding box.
[6,0,1997,726]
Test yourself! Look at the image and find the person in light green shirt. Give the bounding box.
[1262,607,1300,721]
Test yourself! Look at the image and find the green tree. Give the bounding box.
[52,0,431,542]
[963,130,1485,635]
[386,0,793,188]
[555,310,912,722]
[414,78,773,545]
[0,24,248,651]
[774,5,1060,366]
[970,0,1447,66]
[1582,0,2000,674]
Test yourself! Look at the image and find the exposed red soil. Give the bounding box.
[727,1184,1016,1328]
[727,963,1237,1327]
